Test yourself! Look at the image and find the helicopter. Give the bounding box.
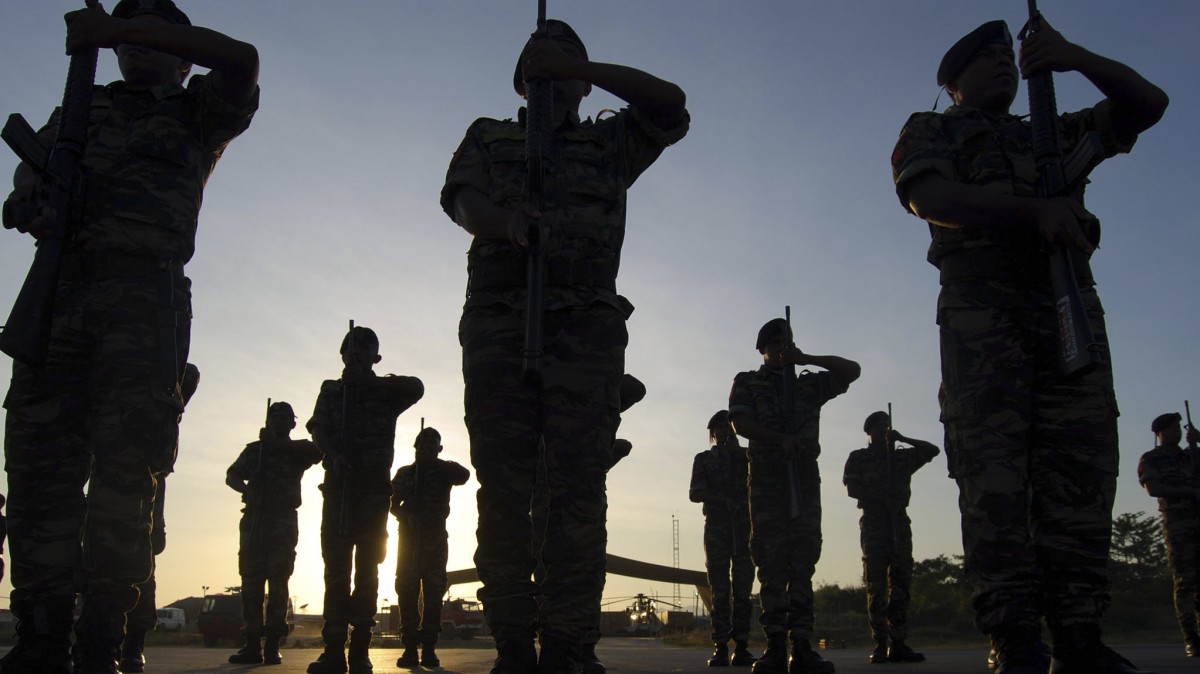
[599,593,685,637]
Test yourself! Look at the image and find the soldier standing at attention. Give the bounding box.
[225,401,322,666]
[391,427,470,670]
[689,410,756,668]
[1138,412,1200,657]
[305,326,424,674]
[440,17,687,674]
[120,363,201,673]
[842,411,939,665]
[729,318,860,674]
[891,14,1167,674]
[1,2,258,671]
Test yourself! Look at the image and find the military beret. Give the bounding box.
[863,411,890,433]
[112,0,191,26]
[1151,412,1182,434]
[937,20,1011,87]
[707,410,730,430]
[513,19,589,95]
[340,326,379,355]
[756,318,789,352]
[268,401,295,418]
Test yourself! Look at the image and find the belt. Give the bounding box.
[60,250,183,281]
[937,247,1094,286]
[467,258,617,292]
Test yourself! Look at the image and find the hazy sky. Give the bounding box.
[0,2,1196,618]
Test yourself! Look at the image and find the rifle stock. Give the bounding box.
[1021,0,1105,377]
[0,0,99,364]
[522,0,550,386]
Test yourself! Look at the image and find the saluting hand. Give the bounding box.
[521,38,585,83]
[65,6,124,55]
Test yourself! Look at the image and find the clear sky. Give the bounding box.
[0,1,1196,618]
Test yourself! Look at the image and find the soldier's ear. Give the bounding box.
[373,354,382,364]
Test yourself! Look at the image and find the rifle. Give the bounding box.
[1186,401,1196,450]
[339,320,355,537]
[408,417,425,571]
[250,398,271,545]
[1019,0,1107,377]
[521,0,551,387]
[1187,401,1198,503]
[782,306,804,519]
[0,0,100,364]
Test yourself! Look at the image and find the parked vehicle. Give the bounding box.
[155,607,186,632]
[197,590,294,648]
[440,598,486,640]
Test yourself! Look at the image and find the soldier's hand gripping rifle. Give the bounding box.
[522,0,551,387]
[782,306,804,519]
[339,320,355,537]
[0,0,101,364]
[1019,0,1107,377]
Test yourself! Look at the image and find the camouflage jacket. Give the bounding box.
[306,372,422,493]
[440,105,688,314]
[1138,443,1199,515]
[390,457,470,533]
[227,436,321,511]
[728,365,849,459]
[689,443,750,521]
[39,76,258,263]
[843,439,939,513]
[890,102,1134,303]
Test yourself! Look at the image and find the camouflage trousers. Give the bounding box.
[127,475,168,635]
[1162,512,1200,636]
[938,287,1118,636]
[319,485,390,639]
[240,507,300,637]
[859,510,913,643]
[703,511,754,644]
[460,303,625,641]
[748,449,822,642]
[395,525,450,647]
[3,271,189,619]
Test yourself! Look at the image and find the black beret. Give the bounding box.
[937,20,1011,87]
[1151,412,1182,434]
[112,0,191,26]
[513,19,589,95]
[756,318,789,352]
[863,411,890,433]
[707,410,730,430]
[268,401,295,418]
[340,326,379,355]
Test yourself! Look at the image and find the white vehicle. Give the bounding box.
[156,607,186,632]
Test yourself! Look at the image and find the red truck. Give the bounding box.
[197,591,294,648]
[440,598,486,640]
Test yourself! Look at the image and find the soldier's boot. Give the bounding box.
[990,626,1049,674]
[1049,623,1153,674]
[73,595,127,674]
[228,638,264,665]
[118,631,147,673]
[0,597,75,674]
[1184,631,1200,657]
[537,631,582,674]
[787,637,835,674]
[730,641,757,667]
[868,638,888,665]
[346,627,373,674]
[420,644,440,669]
[709,642,730,667]
[887,639,925,663]
[262,636,283,666]
[306,639,347,674]
[580,643,605,674]
[750,634,788,674]
[488,634,537,674]
[395,646,419,668]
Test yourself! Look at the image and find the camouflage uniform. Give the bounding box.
[306,374,420,644]
[441,100,687,651]
[227,435,321,639]
[842,437,939,646]
[728,367,849,644]
[390,456,470,648]
[1137,443,1200,641]
[689,443,754,646]
[2,72,256,664]
[891,89,1135,640]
